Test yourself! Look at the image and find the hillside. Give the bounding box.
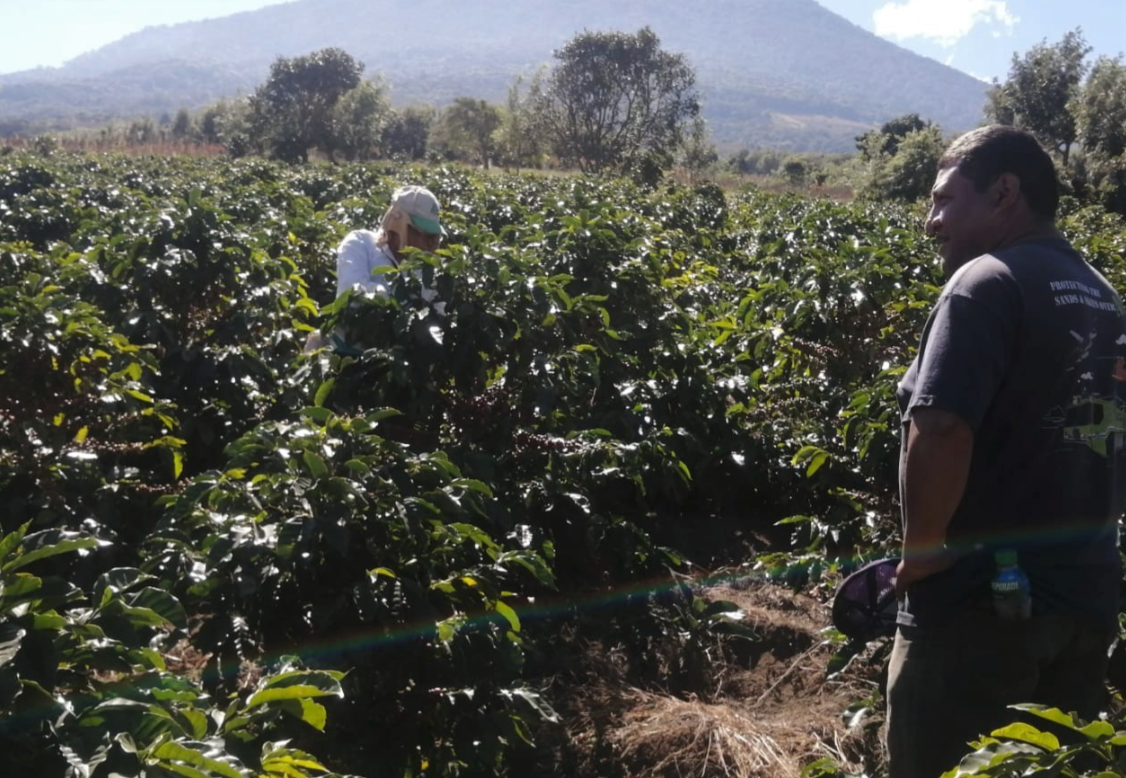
[0,0,989,151]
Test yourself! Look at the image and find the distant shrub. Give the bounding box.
[32,135,58,156]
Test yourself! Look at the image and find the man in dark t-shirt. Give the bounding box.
[886,126,1126,778]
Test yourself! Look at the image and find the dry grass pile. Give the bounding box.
[524,581,886,777]
[604,581,883,778]
[613,690,801,778]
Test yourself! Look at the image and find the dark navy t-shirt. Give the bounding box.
[897,236,1126,630]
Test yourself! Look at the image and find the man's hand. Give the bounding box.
[895,554,954,601]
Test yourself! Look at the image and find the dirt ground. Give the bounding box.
[527,578,890,777]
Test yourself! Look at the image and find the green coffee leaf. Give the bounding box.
[302,451,328,479]
[148,740,248,778]
[493,601,521,633]
[247,685,340,709]
[313,379,335,408]
[128,587,188,630]
[2,530,102,573]
[276,698,328,731]
[990,722,1059,751]
[0,624,25,669]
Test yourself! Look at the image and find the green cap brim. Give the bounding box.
[409,214,445,236]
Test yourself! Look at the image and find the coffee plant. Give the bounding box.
[2,151,1123,776]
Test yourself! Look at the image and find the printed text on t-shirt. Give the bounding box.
[1051,280,1119,312]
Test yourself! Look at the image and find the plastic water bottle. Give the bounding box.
[991,549,1032,620]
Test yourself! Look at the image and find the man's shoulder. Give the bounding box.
[944,253,1019,300]
[952,252,1014,280]
[948,237,1088,295]
[339,229,382,251]
[338,229,395,265]
[996,236,1116,295]
[991,236,1089,274]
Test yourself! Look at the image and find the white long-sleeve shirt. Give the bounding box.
[306,229,443,354]
[336,229,397,298]
[334,228,444,312]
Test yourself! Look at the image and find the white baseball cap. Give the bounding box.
[390,185,445,236]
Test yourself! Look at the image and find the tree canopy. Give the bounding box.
[1076,55,1126,161]
[980,28,1125,214]
[495,73,546,171]
[331,78,391,161]
[855,113,931,161]
[536,27,699,175]
[858,121,945,203]
[433,97,503,168]
[985,29,1091,166]
[381,105,436,161]
[1074,55,1126,213]
[253,47,364,162]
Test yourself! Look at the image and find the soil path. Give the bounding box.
[538,580,889,777]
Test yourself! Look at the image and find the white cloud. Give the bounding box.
[873,0,1018,48]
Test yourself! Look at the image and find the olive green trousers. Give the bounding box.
[886,605,1114,778]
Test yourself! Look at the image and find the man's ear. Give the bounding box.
[993,172,1022,212]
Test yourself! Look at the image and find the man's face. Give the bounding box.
[925,164,999,278]
[405,224,439,252]
[387,225,439,260]
[386,228,403,256]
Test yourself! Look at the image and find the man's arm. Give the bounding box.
[896,407,974,599]
[336,230,394,298]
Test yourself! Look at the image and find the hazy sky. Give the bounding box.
[0,0,1122,80]
[0,0,292,73]
[817,0,1125,82]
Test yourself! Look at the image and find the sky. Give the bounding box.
[816,0,1125,82]
[0,0,1122,80]
[0,0,291,74]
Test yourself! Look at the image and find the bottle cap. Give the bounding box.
[995,549,1018,567]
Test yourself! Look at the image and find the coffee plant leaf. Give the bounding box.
[1,531,103,573]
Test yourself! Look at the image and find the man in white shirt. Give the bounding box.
[335,185,445,298]
[307,185,446,353]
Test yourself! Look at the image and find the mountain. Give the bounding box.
[0,0,990,152]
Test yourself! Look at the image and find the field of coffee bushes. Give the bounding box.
[2,151,1125,777]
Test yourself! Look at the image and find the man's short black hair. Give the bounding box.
[939,125,1060,223]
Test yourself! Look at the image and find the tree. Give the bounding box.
[679,116,718,184]
[1076,56,1126,160]
[727,148,782,176]
[198,104,224,145]
[252,47,364,163]
[170,108,195,141]
[126,117,158,145]
[208,98,258,158]
[782,157,808,187]
[381,105,436,161]
[855,113,930,161]
[986,29,1091,166]
[496,73,546,171]
[1074,56,1126,213]
[536,27,699,175]
[330,78,391,161]
[859,124,945,202]
[433,97,503,167]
